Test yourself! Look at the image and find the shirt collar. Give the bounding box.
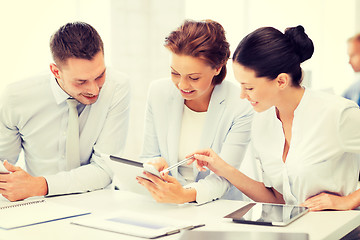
[50,75,72,105]
[293,87,308,116]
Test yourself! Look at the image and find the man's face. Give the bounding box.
[348,40,360,73]
[50,51,106,105]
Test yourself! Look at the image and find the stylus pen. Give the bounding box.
[160,156,195,174]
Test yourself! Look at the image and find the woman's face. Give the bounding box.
[170,53,220,106]
[233,62,279,112]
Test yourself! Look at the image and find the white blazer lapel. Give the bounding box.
[198,83,226,149]
[194,84,226,176]
[166,90,184,179]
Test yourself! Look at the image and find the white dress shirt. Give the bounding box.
[251,88,360,204]
[141,79,254,204]
[0,69,130,195]
[178,104,207,182]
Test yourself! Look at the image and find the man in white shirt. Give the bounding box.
[0,22,130,201]
[343,33,360,105]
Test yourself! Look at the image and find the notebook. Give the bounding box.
[71,210,204,239]
[0,198,91,230]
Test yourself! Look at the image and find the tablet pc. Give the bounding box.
[107,155,161,195]
[224,202,308,226]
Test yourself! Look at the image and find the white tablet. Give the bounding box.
[224,202,308,226]
[106,155,162,195]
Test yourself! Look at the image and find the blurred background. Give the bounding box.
[0,0,359,159]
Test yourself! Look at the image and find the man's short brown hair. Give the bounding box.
[50,22,104,67]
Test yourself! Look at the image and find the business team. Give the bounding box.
[0,20,359,212]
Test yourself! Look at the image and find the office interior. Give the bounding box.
[1,1,360,239]
[1,0,360,162]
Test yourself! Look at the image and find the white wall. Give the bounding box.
[0,0,112,89]
[109,0,185,158]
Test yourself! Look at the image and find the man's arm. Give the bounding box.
[44,74,130,196]
[0,89,45,201]
[0,161,48,201]
[0,73,130,200]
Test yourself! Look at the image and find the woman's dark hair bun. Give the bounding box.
[284,25,314,63]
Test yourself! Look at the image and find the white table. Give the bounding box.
[1,189,359,240]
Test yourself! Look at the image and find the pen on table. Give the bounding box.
[160,156,195,174]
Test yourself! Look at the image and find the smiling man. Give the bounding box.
[0,22,130,201]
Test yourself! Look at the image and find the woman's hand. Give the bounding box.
[136,171,196,204]
[145,157,168,172]
[301,192,355,211]
[186,148,230,177]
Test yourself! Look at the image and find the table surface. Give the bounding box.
[1,189,359,240]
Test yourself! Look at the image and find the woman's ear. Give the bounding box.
[214,66,222,76]
[276,73,290,89]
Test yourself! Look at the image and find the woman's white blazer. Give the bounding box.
[141,79,253,204]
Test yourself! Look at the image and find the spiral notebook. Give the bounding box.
[0,198,90,230]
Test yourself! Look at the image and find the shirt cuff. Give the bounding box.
[43,173,71,196]
[184,182,217,205]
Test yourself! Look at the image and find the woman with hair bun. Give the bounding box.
[137,20,254,205]
[190,25,360,211]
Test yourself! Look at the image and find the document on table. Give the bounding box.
[0,198,90,230]
[71,210,205,239]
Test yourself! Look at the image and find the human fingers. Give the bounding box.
[192,154,213,170]
[302,195,321,209]
[0,182,7,190]
[3,160,20,172]
[187,148,213,158]
[136,180,164,203]
[136,176,158,192]
[142,171,165,185]
[147,157,168,171]
[302,193,333,211]
[160,173,179,184]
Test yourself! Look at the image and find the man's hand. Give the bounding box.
[0,160,48,201]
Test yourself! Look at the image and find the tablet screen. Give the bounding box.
[224,202,308,226]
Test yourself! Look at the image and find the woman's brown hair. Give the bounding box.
[164,19,230,85]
